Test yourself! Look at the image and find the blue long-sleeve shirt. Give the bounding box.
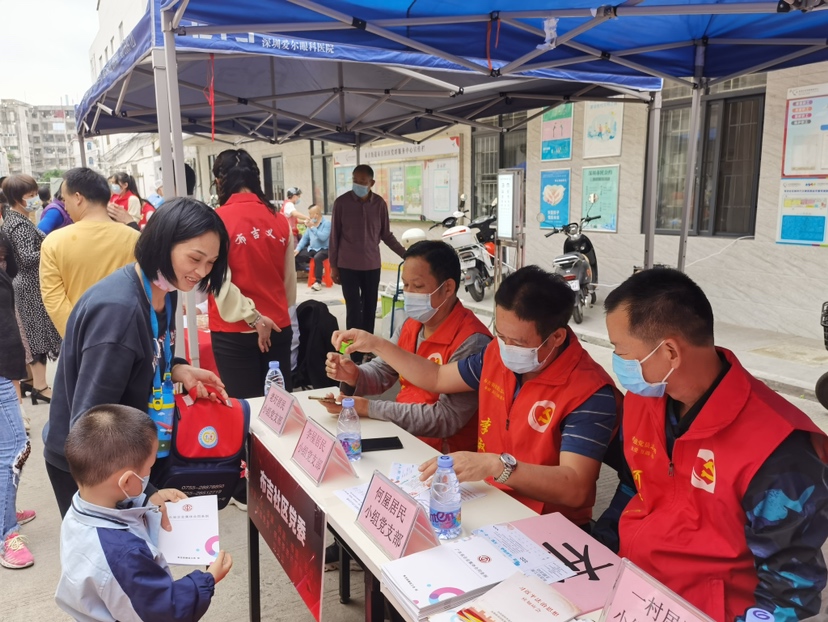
[295,217,331,253]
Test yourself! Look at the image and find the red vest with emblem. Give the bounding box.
[619,349,828,621]
[396,301,491,453]
[477,329,619,523]
[208,193,291,331]
[110,190,136,211]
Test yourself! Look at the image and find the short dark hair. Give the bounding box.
[2,174,38,208]
[134,197,230,295]
[184,163,196,195]
[0,231,19,279]
[212,149,271,209]
[604,267,714,347]
[63,167,111,206]
[65,404,157,487]
[38,185,51,203]
[404,240,461,292]
[495,265,575,338]
[353,164,374,179]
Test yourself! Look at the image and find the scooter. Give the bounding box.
[544,215,600,324]
[816,302,828,410]
[434,198,504,302]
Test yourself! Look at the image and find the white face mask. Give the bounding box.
[110,183,122,195]
[118,471,150,508]
[497,335,555,375]
[404,281,448,323]
[25,197,42,212]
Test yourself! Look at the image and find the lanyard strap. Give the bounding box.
[141,269,173,393]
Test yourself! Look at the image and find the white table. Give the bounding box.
[246,390,537,622]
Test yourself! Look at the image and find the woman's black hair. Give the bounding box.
[38,185,52,203]
[212,149,272,211]
[0,231,19,279]
[134,197,230,295]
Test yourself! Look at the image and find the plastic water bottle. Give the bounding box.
[745,609,773,622]
[264,361,286,395]
[336,398,362,461]
[430,455,462,539]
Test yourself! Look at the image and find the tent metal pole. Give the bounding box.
[162,8,199,365]
[461,79,538,94]
[615,41,695,57]
[347,77,413,129]
[383,66,461,93]
[270,57,278,141]
[614,3,781,16]
[78,133,87,167]
[151,48,175,201]
[114,73,132,116]
[283,0,490,75]
[596,83,651,102]
[171,0,191,29]
[708,37,828,46]
[566,40,696,88]
[517,54,599,73]
[338,62,346,129]
[499,8,614,76]
[677,88,702,272]
[643,91,662,270]
[708,44,827,87]
[356,134,361,165]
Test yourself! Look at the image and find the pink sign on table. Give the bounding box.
[600,559,713,622]
[291,418,356,485]
[259,385,306,436]
[357,471,438,560]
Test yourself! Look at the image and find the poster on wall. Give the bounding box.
[390,166,405,213]
[422,158,459,219]
[776,177,828,245]
[583,101,624,159]
[540,103,573,162]
[782,83,828,177]
[539,169,571,229]
[404,164,423,214]
[335,166,354,198]
[581,165,619,232]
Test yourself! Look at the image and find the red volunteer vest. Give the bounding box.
[139,202,155,229]
[478,329,619,522]
[110,190,136,211]
[619,349,828,621]
[208,193,291,331]
[396,301,491,454]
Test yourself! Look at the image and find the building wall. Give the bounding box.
[520,64,828,341]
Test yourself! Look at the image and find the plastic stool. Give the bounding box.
[308,257,334,288]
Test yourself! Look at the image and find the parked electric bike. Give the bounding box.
[434,199,506,301]
[545,215,600,324]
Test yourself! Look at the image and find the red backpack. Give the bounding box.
[153,385,250,509]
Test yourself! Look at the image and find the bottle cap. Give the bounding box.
[745,609,773,622]
[437,455,454,468]
[268,361,280,370]
[339,340,353,355]
[342,398,355,408]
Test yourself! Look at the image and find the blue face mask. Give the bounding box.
[612,340,675,398]
[352,183,370,198]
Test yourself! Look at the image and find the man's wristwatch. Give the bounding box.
[494,453,518,484]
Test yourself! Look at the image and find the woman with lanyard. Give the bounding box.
[43,197,232,517]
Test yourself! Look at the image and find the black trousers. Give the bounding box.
[295,248,329,280]
[46,461,78,518]
[211,328,294,399]
[338,267,381,364]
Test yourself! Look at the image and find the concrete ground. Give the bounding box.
[6,271,828,622]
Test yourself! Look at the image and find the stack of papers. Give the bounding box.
[428,572,581,622]
[381,536,518,621]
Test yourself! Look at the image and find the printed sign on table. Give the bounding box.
[249,434,326,621]
[600,559,714,622]
[291,418,357,485]
[539,169,571,230]
[258,385,306,436]
[357,471,439,560]
[541,103,573,162]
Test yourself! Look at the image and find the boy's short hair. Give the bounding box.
[65,405,157,487]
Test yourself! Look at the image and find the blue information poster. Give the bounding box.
[776,177,828,245]
[539,169,571,229]
[540,104,573,162]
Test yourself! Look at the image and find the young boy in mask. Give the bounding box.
[56,404,232,621]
